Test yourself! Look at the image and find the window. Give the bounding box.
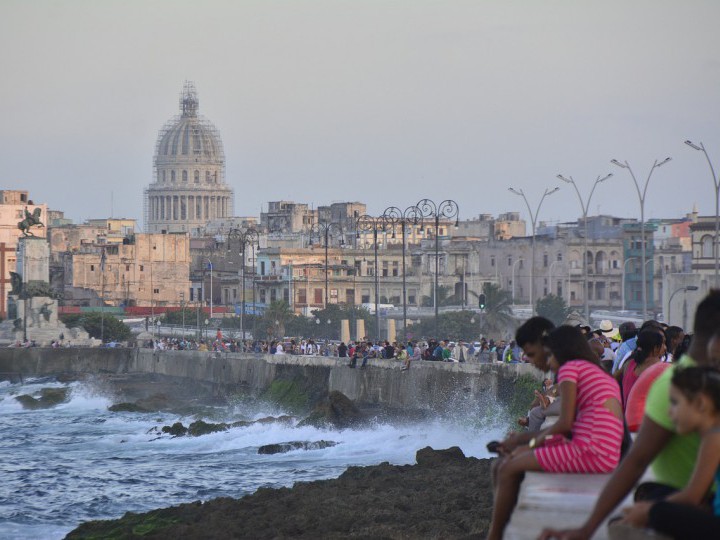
[126,265,130,271]
[206,171,211,183]
[270,289,277,302]
[298,288,307,304]
[543,253,548,267]
[182,170,188,182]
[154,288,160,294]
[382,261,389,277]
[259,289,266,303]
[194,170,199,183]
[491,256,495,267]
[171,171,176,182]
[392,262,399,277]
[314,288,323,304]
[260,261,266,275]
[90,265,95,271]
[190,288,194,301]
[140,265,144,271]
[702,235,713,258]
[508,257,512,267]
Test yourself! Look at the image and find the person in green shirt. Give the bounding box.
[540,289,720,540]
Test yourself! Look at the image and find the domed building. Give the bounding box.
[145,82,234,235]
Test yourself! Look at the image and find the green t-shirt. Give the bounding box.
[644,355,701,489]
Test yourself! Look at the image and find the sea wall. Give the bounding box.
[0,348,542,412]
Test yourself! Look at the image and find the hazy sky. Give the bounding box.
[1,1,719,229]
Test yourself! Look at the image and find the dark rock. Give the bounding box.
[257,440,338,455]
[66,447,495,539]
[298,391,365,429]
[187,420,228,436]
[15,387,70,409]
[161,422,188,437]
[416,446,467,467]
[108,402,149,413]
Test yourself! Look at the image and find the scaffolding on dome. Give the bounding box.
[145,81,232,234]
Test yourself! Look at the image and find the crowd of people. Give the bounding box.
[487,290,720,540]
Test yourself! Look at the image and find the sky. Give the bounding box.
[1,0,719,230]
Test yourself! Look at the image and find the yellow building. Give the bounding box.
[70,233,190,307]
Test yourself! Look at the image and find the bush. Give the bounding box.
[60,313,132,342]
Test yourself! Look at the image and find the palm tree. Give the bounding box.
[261,301,293,340]
[478,283,515,338]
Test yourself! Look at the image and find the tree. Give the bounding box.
[60,313,132,342]
[260,301,293,340]
[477,283,515,338]
[536,294,570,326]
[421,284,452,307]
[406,310,480,341]
[162,308,195,326]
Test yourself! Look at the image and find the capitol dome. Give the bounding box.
[145,82,234,235]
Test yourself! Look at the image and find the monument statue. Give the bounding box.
[18,207,44,237]
[9,271,22,296]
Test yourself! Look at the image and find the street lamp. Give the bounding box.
[416,199,459,337]
[622,257,653,312]
[508,186,560,314]
[308,221,344,308]
[557,173,612,323]
[611,157,671,320]
[204,258,214,319]
[226,227,260,341]
[383,205,423,339]
[667,285,699,326]
[356,214,390,340]
[511,257,524,305]
[685,140,720,288]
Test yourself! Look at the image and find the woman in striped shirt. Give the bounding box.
[487,325,624,540]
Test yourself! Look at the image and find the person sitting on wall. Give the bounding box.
[540,290,720,540]
[488,325,624,540]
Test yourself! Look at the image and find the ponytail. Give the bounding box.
[634,329,664,366]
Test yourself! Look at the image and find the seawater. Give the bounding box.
[0,378,505,540]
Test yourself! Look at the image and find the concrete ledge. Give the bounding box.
[506,472,625,540]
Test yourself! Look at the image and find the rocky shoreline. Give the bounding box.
[65,447,494,539]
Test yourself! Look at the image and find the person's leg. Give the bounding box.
[487,449,543,540]
[649,500,720,538]
[527,406,546,432]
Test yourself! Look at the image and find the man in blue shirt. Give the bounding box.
[612,321,638,373]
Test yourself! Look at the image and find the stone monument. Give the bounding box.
[0,236,92,346]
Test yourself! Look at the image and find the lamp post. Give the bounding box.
[226,227,260,341]
[667,285,699,326]
[508,186,560,314]
[548,259,564,298]
[203,258,214,319]
[622,257,653,311]
[557,173,612,323]
[382,205,423,339]
[308,221,343,308]
[685,140,720,288]
[416,199,459,338]
[356,214,390,340]
[611,157,671,320]
[511,257,524,304]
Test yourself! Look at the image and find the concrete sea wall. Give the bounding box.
[0,348,542,412]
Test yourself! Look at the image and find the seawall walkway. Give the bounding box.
[0,348,542,412]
